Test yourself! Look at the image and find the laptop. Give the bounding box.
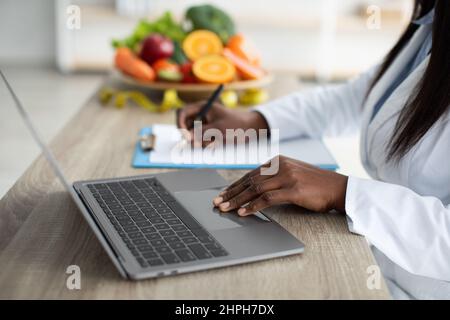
[1,70,304,280]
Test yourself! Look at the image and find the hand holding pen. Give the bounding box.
[177,84,269,148]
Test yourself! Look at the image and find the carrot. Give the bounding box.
[226,33,261,66]
[115,47,155,82]
[222,48,265,80]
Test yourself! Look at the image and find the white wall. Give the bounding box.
[0,0,408,76]
[0,0,55,65]
[55,0,409,78]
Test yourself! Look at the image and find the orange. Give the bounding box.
[183,30,223,61]
[192,55,235,84]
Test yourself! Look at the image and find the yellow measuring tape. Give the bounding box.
[99,87,269,111]
[99,87,184,113]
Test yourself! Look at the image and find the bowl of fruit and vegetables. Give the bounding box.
[112,4,272,101]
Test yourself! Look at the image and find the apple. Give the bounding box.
[139,34,174,65]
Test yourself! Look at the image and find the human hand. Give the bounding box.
[177,102,269,147]
[213,155,348,215]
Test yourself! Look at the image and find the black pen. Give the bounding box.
[188,84,224,130]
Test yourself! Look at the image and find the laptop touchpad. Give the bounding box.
[174,190,270,231]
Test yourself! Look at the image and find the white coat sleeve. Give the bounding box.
[345,176,450,281]
[254,67,378,140]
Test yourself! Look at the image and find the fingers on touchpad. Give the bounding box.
[174,190,270,231]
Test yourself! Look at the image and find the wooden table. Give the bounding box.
[0,73,390,299]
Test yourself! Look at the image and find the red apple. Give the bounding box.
[139,34,174,65]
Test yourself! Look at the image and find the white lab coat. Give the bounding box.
[255,23,450,299]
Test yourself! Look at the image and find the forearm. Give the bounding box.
[345,176,450,280]
[253,66,377,140]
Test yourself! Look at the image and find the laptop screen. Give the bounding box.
[0,69,108,226]
[0,69,129,276]
[1,70,74,193]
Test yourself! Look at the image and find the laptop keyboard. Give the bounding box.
[87,178,228,268]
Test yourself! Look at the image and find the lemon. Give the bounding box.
[220,90,238,108]
[239,88,269,106]
[160,89,184,112]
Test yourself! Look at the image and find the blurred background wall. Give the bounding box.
[1,0,412,79]
[0,0,56,65]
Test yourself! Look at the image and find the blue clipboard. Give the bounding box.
[132,126,339,171]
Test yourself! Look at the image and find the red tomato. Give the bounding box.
[179,62,197,83]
